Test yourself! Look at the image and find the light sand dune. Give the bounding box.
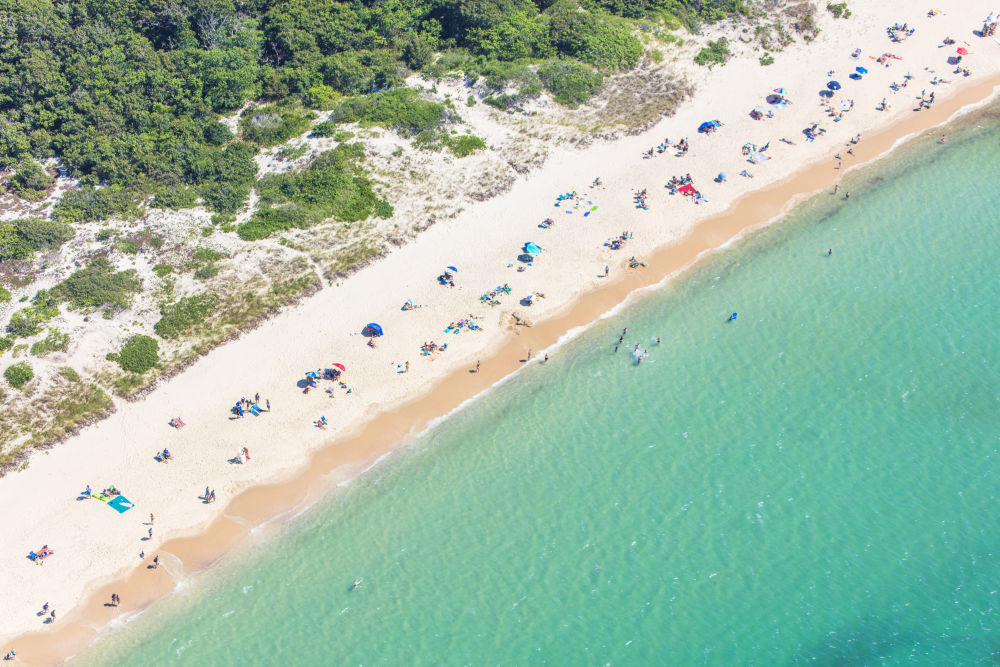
[3,2,1000,661]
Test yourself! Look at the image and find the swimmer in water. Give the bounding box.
[353,579,362,590]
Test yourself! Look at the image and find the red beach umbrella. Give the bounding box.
[956,47,968,55]
[332,363,346,371]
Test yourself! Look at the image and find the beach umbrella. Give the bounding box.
[772,87,786,94]
[332,363,346,372]
[363,323,383,337]
[855,66,868,74]
[827,80,841,90]
[446,266,458,272]
[956,47,968,55]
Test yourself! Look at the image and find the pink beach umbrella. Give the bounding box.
[956,47,969,55]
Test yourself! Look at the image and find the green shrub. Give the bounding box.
[149,236,164,250]
[4,361,33,389]
[9,160,54,201]
[201,182,250,214]
[237,144,390,240]
[203,122,233,146]
[59,366,80,382]
[695,38,731,68]
[826,3,851,19]
[154,294,220,339]
[0,218,75,261]
[52,185,140,223]
[310,121,338,138]
[538,60,604,107]
[152,264,174,278]
[305,85,341,110]
[51,258,142,310]
[240,106,315,147]
[333,130,355,142]
[0,286,10,303]
[193,264,220,280]
[117,334,159,373]
[6,290,59,337]
[466,94,476,107]
[759,52,775,66]
[150,187,199,210]
[30,328,70,356]
[329,89,446,137]
[445,135,486,158]
[0,336,12,353]
[115,239,139,255]
[192,247,226,262]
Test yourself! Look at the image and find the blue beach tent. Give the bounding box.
[363,323,383,337]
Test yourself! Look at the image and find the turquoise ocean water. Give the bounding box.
[83,111,1000,665]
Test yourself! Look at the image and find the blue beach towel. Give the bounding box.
[250,405,261,416]
[108,495,134,513]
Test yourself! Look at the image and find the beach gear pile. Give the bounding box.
[633,189,648,210]
[444,317,482,334]
[886,22,915,42]
[605,231,632,250]
[553,191,578,207]
[420,341,448,356]
[401,298,424,311]
[480,283,512,306]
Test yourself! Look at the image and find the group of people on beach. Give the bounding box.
[232,393,269,417]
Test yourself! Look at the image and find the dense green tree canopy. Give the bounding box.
[0,0,744,217]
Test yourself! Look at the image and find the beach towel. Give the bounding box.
[583,211,590,217]
[250,405,261,416]
[92,492,110,502]
[108,495,134,513]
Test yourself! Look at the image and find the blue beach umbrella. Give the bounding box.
[446,266,458,272]
[856,66,869,74]
[363,323,383,337]
[828,80,842,90]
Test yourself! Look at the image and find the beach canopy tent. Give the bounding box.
[363,323,383,337]
[956,47,968,55]
[749,152,771,164]
[517,253,535,263]
[677,184,697,196]
[849,73,862,80]
[523,242,542,254]
[856,66,869,74]
[698,120,722,133]
[818,89,834,98]
[827,80,842,90]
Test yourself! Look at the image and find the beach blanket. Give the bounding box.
[92,492,110,502]
[108,495,134,513]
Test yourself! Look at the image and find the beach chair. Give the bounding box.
[250,405,261,416]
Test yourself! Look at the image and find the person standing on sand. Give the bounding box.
[526,349,532,361]
[147,527,153,539]
[149,513,154,525]
[405,361,410,373]
[475,360,480,373]
[266,399,271,411]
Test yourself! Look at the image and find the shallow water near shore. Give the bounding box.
[80,110,1000,665]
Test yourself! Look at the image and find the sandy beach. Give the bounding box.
[4,2,1000,662]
